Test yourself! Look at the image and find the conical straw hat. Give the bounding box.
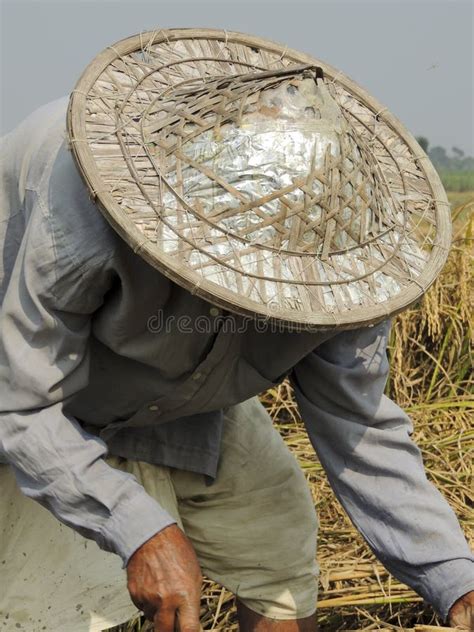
[67,28,451,329]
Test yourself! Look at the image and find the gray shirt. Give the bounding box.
[1,97,472,620]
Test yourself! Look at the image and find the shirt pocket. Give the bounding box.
[102,315,234,433]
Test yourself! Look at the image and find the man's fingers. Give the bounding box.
[176,603,202,632]
[153,605,177,632]
[126,527,203,631]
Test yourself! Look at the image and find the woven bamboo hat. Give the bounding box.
[67,28,451,329]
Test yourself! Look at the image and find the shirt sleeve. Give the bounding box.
[290,319,474,620]
[0,186,176,567]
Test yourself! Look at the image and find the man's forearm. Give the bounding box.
[296,391,474,619]
[1,405,176,566]
[291,321,474,620]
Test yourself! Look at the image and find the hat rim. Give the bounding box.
[67,27,451,330]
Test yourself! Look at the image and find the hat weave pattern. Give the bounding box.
[68,29,451,327]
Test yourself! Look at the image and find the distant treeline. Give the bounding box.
[416,137,474,192]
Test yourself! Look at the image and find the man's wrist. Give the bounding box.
[420,559,474,621]
[448,590,474,629]
[98,486,177,567]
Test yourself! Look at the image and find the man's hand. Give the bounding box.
[448,590,474,630]
[126,524,202,632]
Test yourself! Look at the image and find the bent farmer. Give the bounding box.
[0,29,473,632]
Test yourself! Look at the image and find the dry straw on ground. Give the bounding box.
[113,199,473,632]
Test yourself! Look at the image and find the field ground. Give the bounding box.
[112,199,473,631]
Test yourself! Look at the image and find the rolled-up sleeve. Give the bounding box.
[291,319,474,620]
[0,187,176,567]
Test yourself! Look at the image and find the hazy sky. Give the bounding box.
[1,0,473,154]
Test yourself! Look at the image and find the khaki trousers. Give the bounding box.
[0,397,319,631]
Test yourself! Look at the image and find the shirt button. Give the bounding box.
[148,404,159,412]
[192,372,202,380]
[209,307,220,316]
